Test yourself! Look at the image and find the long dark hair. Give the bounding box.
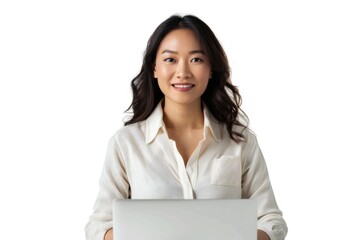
[124,15,248,143]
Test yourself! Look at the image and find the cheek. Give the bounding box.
[195,69,211,83]
[156,66,172,80]
[197,72,210,91]
[159,65,174,76]
[158,68,170,77]
[156,77,170,93]
[201,79,210,91]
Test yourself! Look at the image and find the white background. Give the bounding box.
[1,0,359,239]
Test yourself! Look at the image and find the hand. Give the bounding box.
[104,228,113,240]
[257,229,270,240]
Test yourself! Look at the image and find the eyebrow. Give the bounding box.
[161,49,206,55]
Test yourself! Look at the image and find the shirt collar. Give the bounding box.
[145,100,166,144]
[145,100,222,144]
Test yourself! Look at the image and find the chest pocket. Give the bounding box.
[211,156,242,186]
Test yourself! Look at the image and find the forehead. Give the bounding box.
[158,29,202,51]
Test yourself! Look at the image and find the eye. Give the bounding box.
[191,57,204,63]
[164,58,176,63]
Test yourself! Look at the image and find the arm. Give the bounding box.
[85,134,130,240]
[242,132,288,240]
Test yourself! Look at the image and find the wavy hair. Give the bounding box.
[124,15,248,143]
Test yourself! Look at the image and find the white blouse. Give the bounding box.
[85,101,288,240]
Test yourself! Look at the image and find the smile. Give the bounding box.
[172,84,194,88]
[171,84,195,92]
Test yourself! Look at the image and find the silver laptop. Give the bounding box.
[113,199,257,240]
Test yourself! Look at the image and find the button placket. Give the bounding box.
[186,139,205,192]
[171,141,194,199]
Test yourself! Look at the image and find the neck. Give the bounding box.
[162,99,204,131]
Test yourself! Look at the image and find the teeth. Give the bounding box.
[173,84,193,88]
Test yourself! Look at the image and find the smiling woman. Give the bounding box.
[85,15,288,240]
[154,29,211,110]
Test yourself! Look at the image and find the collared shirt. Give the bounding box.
[85,101,288,240]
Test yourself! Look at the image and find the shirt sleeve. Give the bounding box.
[85,134,130,240]
[241,132,288,240]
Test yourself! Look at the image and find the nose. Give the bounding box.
[176,61,192,79]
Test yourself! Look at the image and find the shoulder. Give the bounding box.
[110,120,147,145]
[244,127,258,144]
[232,124,258,145]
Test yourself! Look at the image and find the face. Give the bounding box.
[154,29,211,107]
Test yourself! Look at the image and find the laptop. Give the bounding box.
[113,199,257,240]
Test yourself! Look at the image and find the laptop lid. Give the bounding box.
[113,199,257,240]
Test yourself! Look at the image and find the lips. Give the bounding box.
[172,84,194,88]
[171,83,195,91]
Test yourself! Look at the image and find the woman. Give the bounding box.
[85,15,288,240]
